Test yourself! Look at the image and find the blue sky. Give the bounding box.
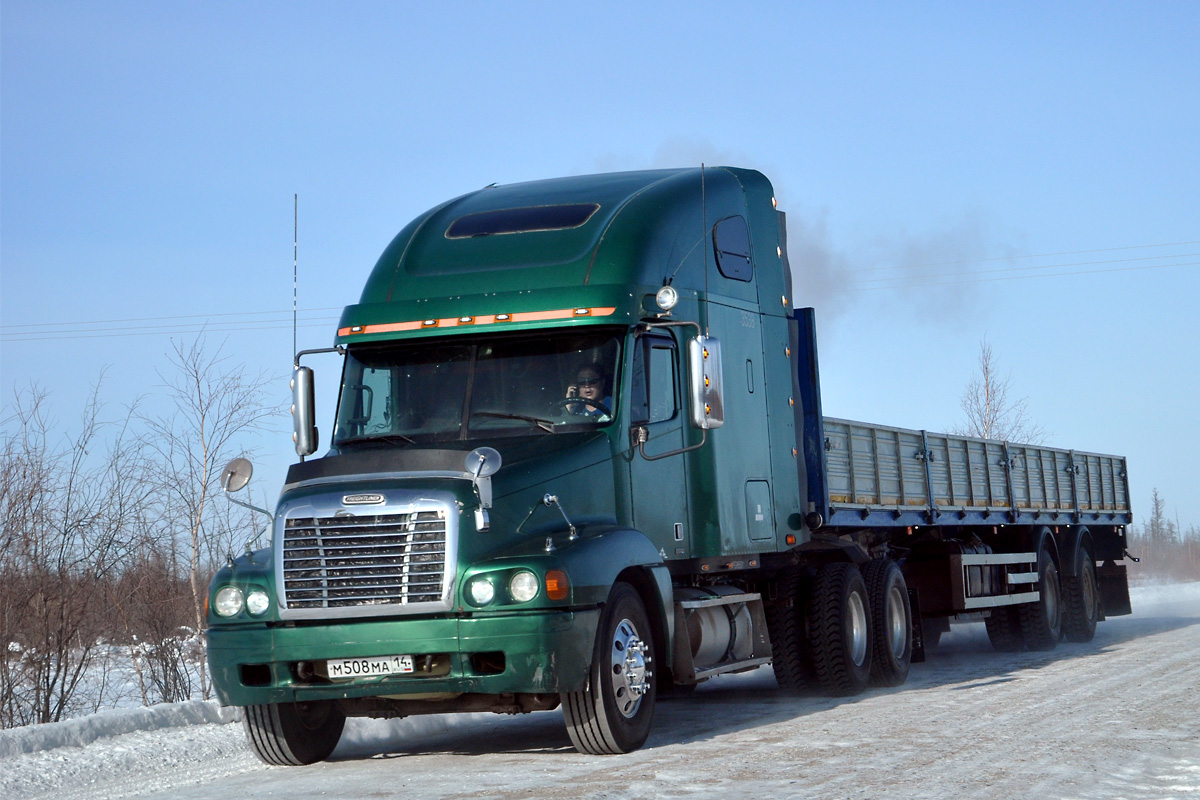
[2,2,1198,527]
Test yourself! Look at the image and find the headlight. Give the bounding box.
[508,571,539,603]
[468,577,495,606]
[214,586,245,617]
[246,590,270,616]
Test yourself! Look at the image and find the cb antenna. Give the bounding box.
[293,193,298,357]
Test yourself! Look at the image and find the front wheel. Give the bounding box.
[242,700,346,765]
[561,582,656,754]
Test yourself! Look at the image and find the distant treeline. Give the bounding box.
[1126,488,1200,583]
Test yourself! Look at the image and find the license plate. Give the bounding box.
[325,654,414,678]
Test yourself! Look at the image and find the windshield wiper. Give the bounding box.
[337,433,416,446]
[471,411,556,433]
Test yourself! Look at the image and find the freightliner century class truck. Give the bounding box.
[207,167,1134,764]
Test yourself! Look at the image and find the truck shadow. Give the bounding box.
[330,611,1199,760]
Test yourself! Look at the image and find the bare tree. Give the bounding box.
[142,337,278,699]
[0,384,153,726]
[953,339,1047,444]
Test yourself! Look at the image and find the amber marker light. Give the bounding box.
[545,569,569,601]
[786,534,797,546]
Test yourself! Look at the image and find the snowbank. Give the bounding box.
[0,701,239,759]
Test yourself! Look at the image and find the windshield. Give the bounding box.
[332,330,621,446]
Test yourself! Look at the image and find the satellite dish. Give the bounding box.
[222,457,254,493]
[465,447,502,479]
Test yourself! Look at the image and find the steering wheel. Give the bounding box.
[548,397,612,418]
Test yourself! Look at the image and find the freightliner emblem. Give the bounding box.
[342,494,385,505]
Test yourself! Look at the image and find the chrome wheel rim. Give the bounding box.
[609,617,650,718]
[848,592,868,667]
[887,584,908,660]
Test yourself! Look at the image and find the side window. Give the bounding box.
[713,215,753,281]
[337,362,392,438]
[631,334,678,425]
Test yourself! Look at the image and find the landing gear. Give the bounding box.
[562,582,656,754]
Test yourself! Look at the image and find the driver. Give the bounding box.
[565,364,611,417]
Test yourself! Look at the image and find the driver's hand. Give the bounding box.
[566,386,577,398]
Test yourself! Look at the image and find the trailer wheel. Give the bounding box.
[808,562,872,696]
[1019,544,1063,651]
[863,559,912,687]
[765,566,815,693]
[242,700,345,766]
[561,582,656,754]
[985,606,1024,652]
[1063,540,1100,643]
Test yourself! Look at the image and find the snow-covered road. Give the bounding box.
[5,583,1198,800]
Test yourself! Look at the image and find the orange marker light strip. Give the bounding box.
[338,307,616,337]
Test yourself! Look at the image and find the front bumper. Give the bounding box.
[207,608,600,707]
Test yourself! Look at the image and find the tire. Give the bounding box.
[862,559,912,687]
[765,566,815,693]
[1019,543,1063,651]
[242,700,346,766]
[1063,538,1100,643]
[561,582,656,754]
[985,606,1024,652]
[807,562,872,697]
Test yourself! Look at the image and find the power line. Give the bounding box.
[1,312,340,339]
[0,306,345,331]
[1,320,339,344]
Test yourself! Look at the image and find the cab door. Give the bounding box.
[628,330,690,560]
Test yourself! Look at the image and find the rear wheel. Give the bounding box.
[808,562,872,697]
[242,700,345,766]
[985,606,1024,652]
[1063,538,1100,643]
[863,559,912,687]
[765,566,815,693]
[561,582,656,754]
[1019,543,1063,651]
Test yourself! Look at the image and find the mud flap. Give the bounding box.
[1097,561,1132,617]
[909,588,926,664]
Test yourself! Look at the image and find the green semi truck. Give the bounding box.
[207,167,1133,764]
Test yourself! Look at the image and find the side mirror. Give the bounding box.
[291,366,319,457]
[688,335,724,429]
[221,457,254,493]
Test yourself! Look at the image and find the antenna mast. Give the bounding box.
[293,194,298,358]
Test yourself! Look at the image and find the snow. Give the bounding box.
[3,583,1198,800]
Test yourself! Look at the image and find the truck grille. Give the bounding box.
[280,508,451,614]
